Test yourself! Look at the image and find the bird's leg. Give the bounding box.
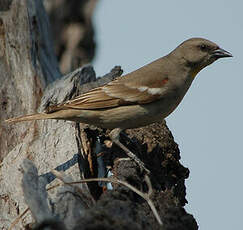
[109,128,150,174]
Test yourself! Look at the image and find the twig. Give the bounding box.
[52,172,163,226]
[51,170,95,206]
[9,173,163,229]
[8,208,29,230]
[145,174,153,197]
[143,175,162,225]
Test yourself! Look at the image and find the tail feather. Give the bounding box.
[5,113,53,124]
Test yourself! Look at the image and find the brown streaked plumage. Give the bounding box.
[5,38,232,129]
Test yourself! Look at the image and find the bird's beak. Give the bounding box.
[212,48,233,59]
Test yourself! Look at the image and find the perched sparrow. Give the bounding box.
[6,38,232,128]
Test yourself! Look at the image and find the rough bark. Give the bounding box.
[0,0,60,161]
[0,1,198,230]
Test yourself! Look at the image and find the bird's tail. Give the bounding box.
[5,113,54,124]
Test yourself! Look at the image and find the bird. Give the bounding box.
[6,38,232,128]
[5,38,232,173]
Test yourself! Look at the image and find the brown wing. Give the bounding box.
[46,64,169,113]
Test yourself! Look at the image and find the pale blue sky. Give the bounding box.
[93,1,242,229]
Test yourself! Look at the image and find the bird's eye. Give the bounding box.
[199,44,207,51]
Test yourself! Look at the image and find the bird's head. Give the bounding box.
[172,38,232,77]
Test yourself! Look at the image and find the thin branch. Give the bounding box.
[147,199,163,226]
[8,208,29,230]
[9,173,163,229]
[145,174,153,197]
[51,170,96,206]
[52,172,163,226]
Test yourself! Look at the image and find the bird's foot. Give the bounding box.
[109,128,150,175]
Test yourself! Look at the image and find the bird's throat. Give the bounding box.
[190,66,202,79]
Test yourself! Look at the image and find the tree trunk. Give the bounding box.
[0,1,198,229]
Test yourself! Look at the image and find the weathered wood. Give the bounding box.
[22,159,53,223]
[39,65,122,112]
[0,59,123,229]
[21,159,91,230]
[0,0,61,161]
